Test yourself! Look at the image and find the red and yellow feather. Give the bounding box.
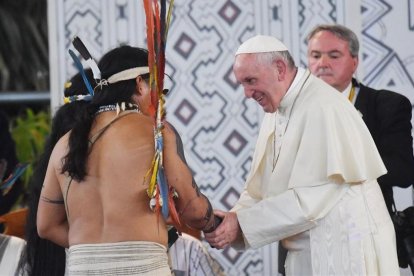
[143,0,180,227]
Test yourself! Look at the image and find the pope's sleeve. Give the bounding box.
[232,190,260,211]
[229,190,260,250]
[235,182,349,249]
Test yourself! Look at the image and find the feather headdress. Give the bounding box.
[68,49,94,98]
[143,0,180,226]
[72,36,101,82]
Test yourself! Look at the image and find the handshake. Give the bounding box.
[203,210,242,249]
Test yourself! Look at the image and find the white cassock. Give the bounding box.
[232,68,400,275]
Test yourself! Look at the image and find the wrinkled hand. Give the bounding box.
[204,210,241,249]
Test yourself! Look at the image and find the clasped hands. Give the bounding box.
[203,210,241,249]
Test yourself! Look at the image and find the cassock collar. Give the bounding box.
[278,67,306,113]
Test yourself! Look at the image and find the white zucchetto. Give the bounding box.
[235,35,288,56]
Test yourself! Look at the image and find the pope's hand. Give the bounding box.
[204,210,241,249]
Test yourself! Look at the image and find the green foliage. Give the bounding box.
[10,108,50,189]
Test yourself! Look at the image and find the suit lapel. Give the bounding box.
[354,83,378,138]
[354,83,370,122]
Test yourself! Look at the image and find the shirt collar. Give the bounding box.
[341,82,353,98]
[341,79,360,104]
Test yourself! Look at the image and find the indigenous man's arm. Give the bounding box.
[37,140,69,248]
[163,123,220,232]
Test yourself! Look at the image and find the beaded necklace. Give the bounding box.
[95,103,141,115]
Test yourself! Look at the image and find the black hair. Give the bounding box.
[62,46,149,181]
[0,110,21,217]
[18,69,93,276]
[65,68,94,97]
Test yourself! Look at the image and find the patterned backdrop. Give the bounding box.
[48,0,414,274]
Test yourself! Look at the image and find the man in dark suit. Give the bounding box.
[353,81,414,213]
[306,24,414,214]
[278,24,414,274]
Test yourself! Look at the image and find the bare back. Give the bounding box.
[39,110,217,249]
[56,112,167,247]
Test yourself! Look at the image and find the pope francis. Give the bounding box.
[204,35,400,275]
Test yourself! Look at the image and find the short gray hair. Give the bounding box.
[307,24,359,57]
[255,51,296,70]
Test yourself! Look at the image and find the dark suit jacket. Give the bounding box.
[354,80,414,213]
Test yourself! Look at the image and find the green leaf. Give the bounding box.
[10,108,51,191]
